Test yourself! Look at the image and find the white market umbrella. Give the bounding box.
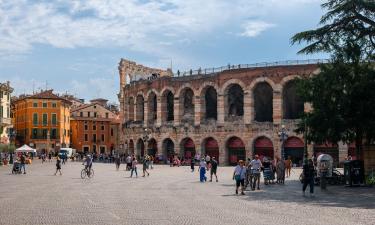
[15,144,37,153]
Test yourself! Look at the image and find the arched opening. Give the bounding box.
[136,95,144,122]
[227,136,245,166]
[253,136,274,161]
[128,97,134,121]
[136,139,145,158]
[147,92,157,124]
[203,86,217,121]
[284,136,304,166]
[180,138,195,163]
[162,138,175,163]
[225,84,244,121]
[254,82,273,122]
[162,90,174,123]
[202,137,219,163]
[147,138,158,157]
[283,80,304,119]
[180,88,195,124]
[314,142,339,167]
[128,140,134,155]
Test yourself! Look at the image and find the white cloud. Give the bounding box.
[0,0,318,58]
[239,21,275,37]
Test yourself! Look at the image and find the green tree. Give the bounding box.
[291,0,375,59]
[291,0,375,159]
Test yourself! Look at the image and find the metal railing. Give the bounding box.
[174,59,328,77]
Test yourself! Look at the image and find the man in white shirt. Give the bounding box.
[250,155,262,191]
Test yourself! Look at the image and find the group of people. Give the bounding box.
[125,154,153,178]
[195,155,219,183]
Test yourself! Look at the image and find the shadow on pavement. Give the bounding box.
[224,179,375,209]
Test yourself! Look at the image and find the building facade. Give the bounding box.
[70,99,120,154]
[118,59,351,166]
[13,90,72,153]
[0,81,13,144]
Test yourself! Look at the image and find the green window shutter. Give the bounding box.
[52,114,57,125]
[43,114,47,125]
[33,113,38,125]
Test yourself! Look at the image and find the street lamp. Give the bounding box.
[278,125,288,160]
[142,128,151,156]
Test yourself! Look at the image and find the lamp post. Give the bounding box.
[278,125,288,160]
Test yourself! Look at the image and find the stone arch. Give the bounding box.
[223,83,244,120]
[252,136,274,161]
[146,91,158,124]
[200,85,218,121]
[147,138,158,157]
[253,82,273,122]
[249,77,277,91]
[180,137,196,161]
[284,136,304,166]
[220,79,246,95]
[161,88,174,123]
[162,138,175,163]
[226,136,246,166]
[136,138,145,158]
[136,95,144,122]
[175,83,196,98]
[179,87,195,124]
[282,79,304,120]
[201,137,220,163]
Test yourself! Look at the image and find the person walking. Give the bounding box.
[149,155,154,169]
[115,156,121,171]
[126,155,132,171]
[302,159,315,197]
[54,156,62,175]
[198,158,207,182]
[20,154,26,174]
[130,157,138,178]
[142,157,150,177]
[276,157,285,184]
[209,157,218,182]
[48,152,52,162]
[233,160,246,195]
[250,155,262,191]
[190,158,195,172]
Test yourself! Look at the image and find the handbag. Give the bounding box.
[234,167,243,181]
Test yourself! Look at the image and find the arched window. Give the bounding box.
[136,95,144,122]
[147,92,157,124]
[283,80,304,119]
[254,82,273,122]
[180,88,195,124]
[225,84,244,120]
[204,86,217,120]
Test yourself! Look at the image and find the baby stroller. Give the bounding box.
[262,160,275,185]
[12,162,22,174]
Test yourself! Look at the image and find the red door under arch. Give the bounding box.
[254,137,274,161]
[204,137,219,163]
[227,137,245,166]
[182,138,195,160]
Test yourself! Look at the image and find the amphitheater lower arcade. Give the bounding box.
[118,59,351,166]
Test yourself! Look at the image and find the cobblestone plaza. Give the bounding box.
[0,161,374,225]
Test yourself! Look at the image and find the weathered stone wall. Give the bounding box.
[118,62,350,165]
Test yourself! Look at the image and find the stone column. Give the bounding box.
[124,97,129,122]
[174,97,180,126]
[219,139,227,165]
[156,96,162,127]
[217,94,225,125]
[143,100,148,128]
[273,89,282,124]
[244,91,252,124]
[194,96,201,126]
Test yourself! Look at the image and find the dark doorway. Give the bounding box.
[283,80,304,119]
[226,84,244,119]
[284,137,304,166]
[254,82,273,122]
[203,137,219,163]
[227,137,245,166]
[253,136,274,161]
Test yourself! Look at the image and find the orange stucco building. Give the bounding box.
[13,90,72,153]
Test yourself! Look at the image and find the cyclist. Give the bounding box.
[83,154,93,175]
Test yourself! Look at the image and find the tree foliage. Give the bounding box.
[291,0,375,59]
[292,0,375,158]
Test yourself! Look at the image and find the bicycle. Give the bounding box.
[81,167,94,179]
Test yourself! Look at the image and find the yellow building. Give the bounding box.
[13,90,72,153]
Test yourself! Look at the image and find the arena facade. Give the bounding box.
[118,59,348,166]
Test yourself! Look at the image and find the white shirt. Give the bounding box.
[234,165,246,180]
[250,159,262,170]
[199,161,207,168]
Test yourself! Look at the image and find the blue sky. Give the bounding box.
[0,0,325,103]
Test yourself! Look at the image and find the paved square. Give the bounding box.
[0,161,374,225]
